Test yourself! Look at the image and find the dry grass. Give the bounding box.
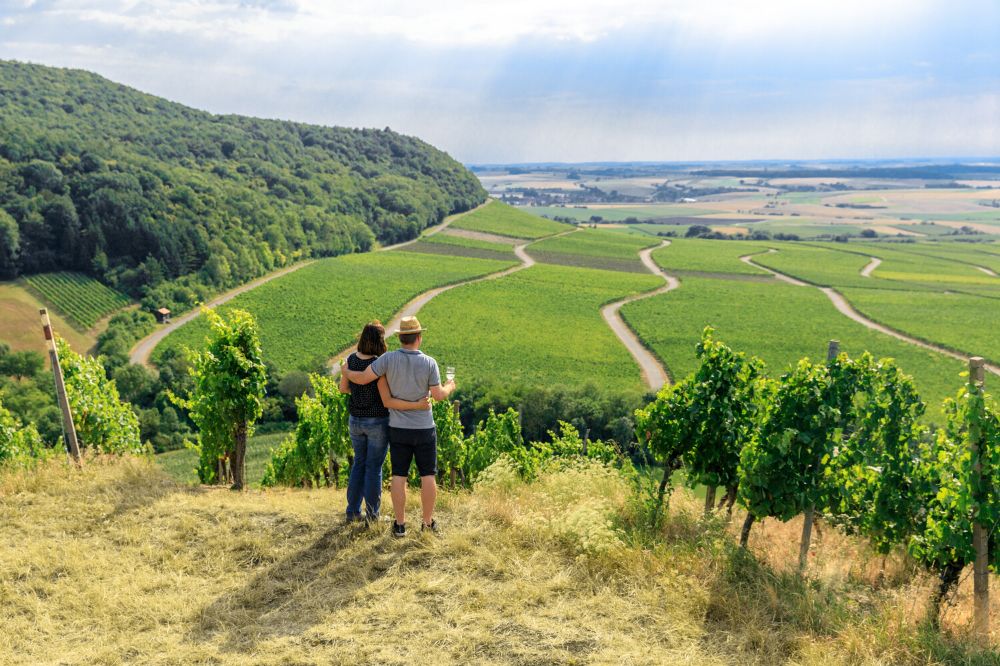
[2,457,999,665]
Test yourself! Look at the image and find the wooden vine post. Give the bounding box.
[704,486,717,517]
[799,339,839,570]
[39,309,82,466]
[969,356,989,640]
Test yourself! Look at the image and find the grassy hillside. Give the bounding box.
[2,457,994,665]
[0,60,486,313]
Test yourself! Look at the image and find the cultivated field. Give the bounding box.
[526,228,658,272]
[418,263,663,394]
[0,281,95,355]
[621,276,965,421]
[21,272,131,329]
[152,251,518,372]
[450,200,569,239]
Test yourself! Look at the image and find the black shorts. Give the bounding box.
[389,427,437,478]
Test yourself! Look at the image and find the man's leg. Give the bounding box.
[388,427,415,528]
[391,475,407,525]
[414,428,438,527]
[420,475,437,526]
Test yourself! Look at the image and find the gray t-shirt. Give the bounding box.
[370,348,440,429]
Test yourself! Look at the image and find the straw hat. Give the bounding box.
[397,316,426,335]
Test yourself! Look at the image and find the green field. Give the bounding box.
[841,288,1000,365]
[23,272,131,329]
[156,429,289,486]
[650,238,774,276]
[407,232,517,261]
[525,228,659,271]
[528,229,657,261]
[423,231,516,253]
[834,243,998,287]
[621,276,964,421]
[876,241,1000,274]
[450,200,570,239]
[418,264,662,394]
[153,251,518,372]
[752,244,909,290]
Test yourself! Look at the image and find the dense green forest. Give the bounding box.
[0,61,486,311]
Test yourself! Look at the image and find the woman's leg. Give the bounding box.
[346,418,369,518]
[364,420,390,520]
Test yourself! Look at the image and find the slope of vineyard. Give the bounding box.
[649,238,774,276]
[152,251,518,372]
[526,228,658,272]
[449,200,570,239]
[621,276,964,419]
[417,264,663,393]
[22,272,131,329]
[841,288,1000,365]
[2,457,989,665]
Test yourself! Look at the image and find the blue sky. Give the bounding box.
[1,0,998,163]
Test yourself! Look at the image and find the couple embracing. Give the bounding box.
[338,316,456,537]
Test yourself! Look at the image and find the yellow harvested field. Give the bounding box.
[711,226,750,235]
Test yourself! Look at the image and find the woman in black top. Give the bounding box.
[339,321,427,522]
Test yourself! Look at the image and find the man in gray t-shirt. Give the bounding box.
[343,316,455,537]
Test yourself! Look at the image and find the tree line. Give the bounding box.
[0,61,486,313]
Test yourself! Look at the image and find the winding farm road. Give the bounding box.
[860,257,881,278]
[741,249,1000,376]
[601,241,679,391]
[128,203,490,367]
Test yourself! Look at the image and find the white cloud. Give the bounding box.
[9,0,936,47]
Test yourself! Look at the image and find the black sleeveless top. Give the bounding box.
[347,353,389,418]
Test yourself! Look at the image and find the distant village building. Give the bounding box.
[155,308,171,324]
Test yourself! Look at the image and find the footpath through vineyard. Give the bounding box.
[741,249,1000,376]
[129,202,491,367]
[600,241,679,390]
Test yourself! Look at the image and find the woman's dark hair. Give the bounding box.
[358,321,388,356]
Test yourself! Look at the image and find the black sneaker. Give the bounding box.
[391,521,406,538]
[421,519,440,535]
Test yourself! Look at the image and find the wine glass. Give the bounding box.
[446,366,455,382]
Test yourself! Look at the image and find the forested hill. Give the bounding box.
[0,60,486,311]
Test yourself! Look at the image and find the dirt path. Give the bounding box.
[860,257,882,278]
[328,228,577,374]
[976,265,998,277]
[741,250,1000,376]
[129,203,491,367]
[600,241,679,390]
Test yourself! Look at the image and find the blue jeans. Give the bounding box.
[346,416,390,519]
